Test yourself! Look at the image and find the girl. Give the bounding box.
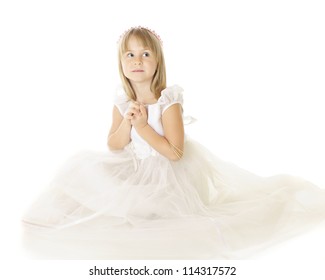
[22,27,325,259]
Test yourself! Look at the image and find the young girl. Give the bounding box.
[22,27,325,259]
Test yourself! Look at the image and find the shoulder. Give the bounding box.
[114,85,129,104]
[158,85,184,114]
[113,85,130,116]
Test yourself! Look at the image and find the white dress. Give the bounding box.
[22,85,325,259]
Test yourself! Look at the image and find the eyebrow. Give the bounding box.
[125,49,151,52]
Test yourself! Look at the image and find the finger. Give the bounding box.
[139,104,147,115]
[125,113,133,120]
[125,110,137,118]
[132,105,140,111]
[130,101,140,109]
[125,110,134,116]
[127,108,139,116]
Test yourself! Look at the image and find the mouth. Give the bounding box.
[132,69,144,72]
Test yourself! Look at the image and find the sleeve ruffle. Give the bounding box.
[113,86,130,116]
[158,85,184,114]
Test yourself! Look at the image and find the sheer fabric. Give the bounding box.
[22,85,325,259]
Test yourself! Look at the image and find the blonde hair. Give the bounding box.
[118,27,166,100]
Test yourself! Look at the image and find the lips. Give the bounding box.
[132,69,144,72]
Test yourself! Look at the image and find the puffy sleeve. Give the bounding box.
[158,85,184,114]
[113,86,130,117]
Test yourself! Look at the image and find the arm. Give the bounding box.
[107,105,132,150]
[133,103,184,161]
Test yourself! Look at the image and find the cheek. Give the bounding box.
[121,61,129,74]
[149,62,158,73]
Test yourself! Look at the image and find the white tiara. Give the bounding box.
[118,26,163,45]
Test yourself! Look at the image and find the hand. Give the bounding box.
[125,101,139,122]
[125,102,148,129]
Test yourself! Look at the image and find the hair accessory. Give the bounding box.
[118,26,163,45]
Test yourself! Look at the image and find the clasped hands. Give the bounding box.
[125,101,148,129]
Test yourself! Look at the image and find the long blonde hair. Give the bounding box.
[118,27,166,100]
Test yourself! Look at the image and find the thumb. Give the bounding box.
[140,104,147,115]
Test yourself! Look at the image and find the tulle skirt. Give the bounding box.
[22,140,325,259]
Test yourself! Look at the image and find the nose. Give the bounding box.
[134,57,142,65]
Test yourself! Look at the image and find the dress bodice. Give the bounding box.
[114,85,184,159]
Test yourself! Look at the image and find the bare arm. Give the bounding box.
[133,104,184,161]
[107,106,131,150]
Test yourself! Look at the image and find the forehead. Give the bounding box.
[120,31,156,54]
[126,36,147,50]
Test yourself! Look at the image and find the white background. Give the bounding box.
[1,0,325,279]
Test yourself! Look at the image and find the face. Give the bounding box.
[121,36,157,86]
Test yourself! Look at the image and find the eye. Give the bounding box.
[143,52,150,57]
[126,53,134,58]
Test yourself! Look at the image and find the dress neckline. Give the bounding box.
[136,97,160,106]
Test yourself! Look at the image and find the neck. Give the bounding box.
[131,82,157,104]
